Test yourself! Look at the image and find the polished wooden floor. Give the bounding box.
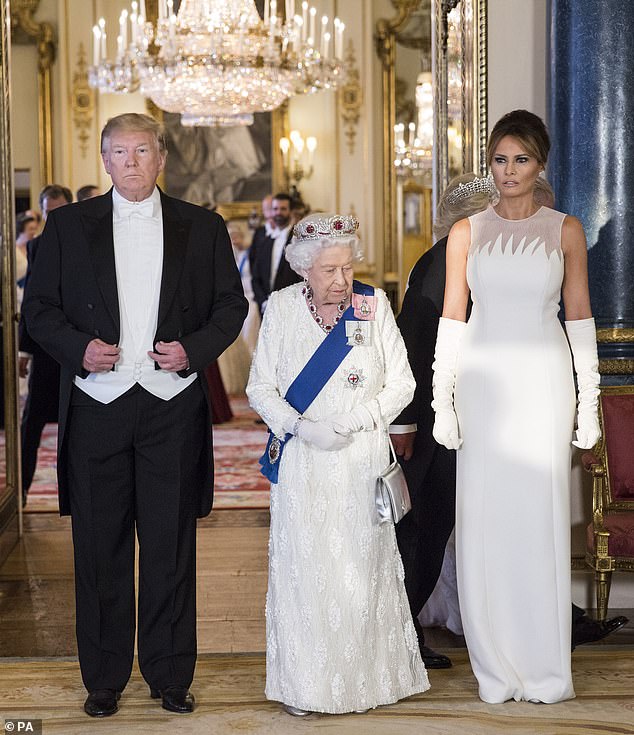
[1,510,633,734]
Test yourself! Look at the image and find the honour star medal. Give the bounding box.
[359,297,371,317]
[268,437,282,464]
[344,367,366,389]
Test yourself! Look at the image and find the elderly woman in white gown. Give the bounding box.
[246,213,429,716]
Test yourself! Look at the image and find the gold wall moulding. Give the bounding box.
[599,359,634,375]
[339,40,362,156]
[72,43,95,159]
[10,0,56,183]
[596,328,634,343]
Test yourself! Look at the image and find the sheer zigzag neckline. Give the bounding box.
[470,232,562,259]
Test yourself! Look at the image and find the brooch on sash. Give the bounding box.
[345,321,372,346]
[268,436,282,464]
[343,367,366,389]
[352,293,377,320]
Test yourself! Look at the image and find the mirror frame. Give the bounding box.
[433,0,488,199]
[1,0,22,560]
[10,0,56,183]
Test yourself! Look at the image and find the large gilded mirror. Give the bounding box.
[377,0,487,304]
[0,1,21,564]
[433,0,488,195]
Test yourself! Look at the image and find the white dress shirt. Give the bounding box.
[74,187,197,403]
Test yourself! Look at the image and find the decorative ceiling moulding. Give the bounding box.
[10,0,56,183]
[339,39,361,156]
[375,0,422,301]
[72,43,95,159]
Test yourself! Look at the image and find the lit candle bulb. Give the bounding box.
[306,136,317,166]
[320,15,328,53]
[264,0,269,24]
[119,10,128,51]
[130,4,138,45]
[280,137,290,167]
[158,0,166,21]
[302,2,308,41]
[334,18,344,59]
[92,25,101,66]
[309,7,316,45]
[117,34,124,58]
[270,0,277,27]
[322,31,330,58]
[99,17,107,60]
[139,0,146,21]
[408,122,416,146]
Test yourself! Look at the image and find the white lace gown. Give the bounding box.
[454,206,576,704]
[247,283,429,714]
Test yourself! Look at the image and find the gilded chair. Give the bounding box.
[582,385,634,621]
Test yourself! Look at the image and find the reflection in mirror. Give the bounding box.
[393,2,434,298]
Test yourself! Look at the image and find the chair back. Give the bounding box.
[600,387,634,508]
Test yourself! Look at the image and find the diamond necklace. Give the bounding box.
[303,284,348,333]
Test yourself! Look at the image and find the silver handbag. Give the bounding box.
[376,434,411,524]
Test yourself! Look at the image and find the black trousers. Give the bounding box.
[67,382,206,693]
[396,443,456,642]
[20,349,60,494]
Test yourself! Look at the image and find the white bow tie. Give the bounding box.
[116,200,154,219]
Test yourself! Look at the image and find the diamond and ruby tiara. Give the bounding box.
[293,214,360,241]
[445,174,498,205]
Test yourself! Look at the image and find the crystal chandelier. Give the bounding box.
[89,0,345,127]
[393,72,433,176]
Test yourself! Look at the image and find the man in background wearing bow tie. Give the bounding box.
[249,192,302,314]
[23,113,247,718]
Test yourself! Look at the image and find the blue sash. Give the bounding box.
[259,280,375,483]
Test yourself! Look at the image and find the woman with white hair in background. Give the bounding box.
[246,213,429,716]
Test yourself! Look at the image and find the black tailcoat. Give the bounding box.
[23,188,248,517]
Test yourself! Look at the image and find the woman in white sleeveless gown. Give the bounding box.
[247,213,429,715]
[431,110,601,704]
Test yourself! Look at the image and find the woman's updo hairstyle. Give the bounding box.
[486,109,550,168]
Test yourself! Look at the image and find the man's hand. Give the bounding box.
[390,431,416,461]
[82,339,120,372]
[18,355,31,379]
[148,341,189,372]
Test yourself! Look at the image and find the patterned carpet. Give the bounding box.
[13,395,271,512]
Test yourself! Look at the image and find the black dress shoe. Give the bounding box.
[84,689,120,717]
[420,644,452,669]
[413,618,452,668]
[572,614,629,650]
[150,686,195,713]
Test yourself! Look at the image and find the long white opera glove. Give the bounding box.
[566,317,601,449]
[328,404,375,434]
[431,317,466,450]
[297,418,352,451]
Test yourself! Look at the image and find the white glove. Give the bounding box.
[329,404,375,435]
[566,317,601,449]
[297,418,352,451]
[431,317,466,450]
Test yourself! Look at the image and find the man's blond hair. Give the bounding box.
[101,113,167,154]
